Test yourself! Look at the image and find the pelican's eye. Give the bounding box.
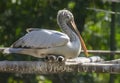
[66,15,70,19]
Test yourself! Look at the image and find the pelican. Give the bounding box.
[2,9,88,61]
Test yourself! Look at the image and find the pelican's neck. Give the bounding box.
[57,19,78,41]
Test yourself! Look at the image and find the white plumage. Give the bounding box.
[3,9,88,60]
[12,29,69,48]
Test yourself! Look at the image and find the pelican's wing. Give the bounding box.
[11,29,70,48]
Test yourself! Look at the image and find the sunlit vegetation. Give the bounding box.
[0,0,120,83]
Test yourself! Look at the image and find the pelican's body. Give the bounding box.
[3,9,88,60]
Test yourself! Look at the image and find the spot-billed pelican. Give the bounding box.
[2,9,88,61]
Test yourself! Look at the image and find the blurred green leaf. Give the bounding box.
[0,0,120,83]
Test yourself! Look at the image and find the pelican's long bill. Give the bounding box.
[69,20,89,57]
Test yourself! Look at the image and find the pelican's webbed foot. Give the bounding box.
[57,56,65,62]
[45,55,65,62]
[45,55,57,62]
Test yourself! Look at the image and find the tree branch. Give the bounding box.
[1,48,120,55]
[81,50,120,55]
[86,8,120,15]
[104,0,120,3]
[0,56,120,74]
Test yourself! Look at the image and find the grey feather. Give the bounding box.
[11,29,69,48]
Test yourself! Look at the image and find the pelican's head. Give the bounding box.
[57,9,74,23]
[57,9,89,57]
[57,9,77,36]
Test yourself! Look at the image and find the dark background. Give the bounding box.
[0,0,120,83]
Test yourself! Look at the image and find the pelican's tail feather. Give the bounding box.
[0,47,6,53]
[0,47,23,54]
[0,47,47,58]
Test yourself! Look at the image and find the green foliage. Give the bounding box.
[0,0,120,83]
